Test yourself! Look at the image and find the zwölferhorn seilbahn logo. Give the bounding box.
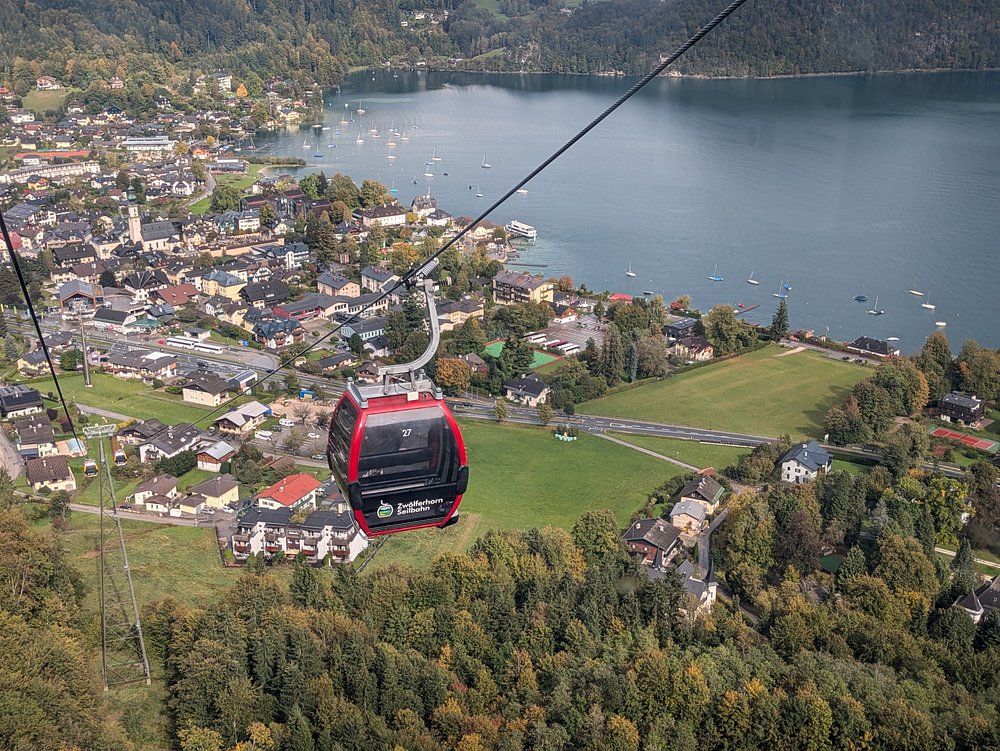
[377,503,393,518]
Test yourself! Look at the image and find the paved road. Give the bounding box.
[68,502,206,526]
[78,404,131,421]
[935,546,1000,570]
[0,430,22,479]
[186,169,216,207]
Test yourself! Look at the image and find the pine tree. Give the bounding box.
[951,536,976,596]
[626,341,638,382]
[0,314,6,337]
[3,335,19,362]
[601,323,625,385]
[770,299,789,339]
[837,545,867,587]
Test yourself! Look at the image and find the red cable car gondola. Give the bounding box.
[327,276,469,536]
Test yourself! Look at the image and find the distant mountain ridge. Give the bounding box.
[0,0,996,92]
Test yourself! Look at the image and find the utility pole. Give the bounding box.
[84,424,151,689]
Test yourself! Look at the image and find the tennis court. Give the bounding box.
[930,427,998,453]
[483,340,562,370]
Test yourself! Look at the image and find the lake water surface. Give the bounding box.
[257,70,1000,352]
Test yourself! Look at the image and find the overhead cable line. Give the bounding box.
[185,0,752,427]
[0,210,82,445]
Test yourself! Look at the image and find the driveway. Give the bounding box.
[0,431,22,479]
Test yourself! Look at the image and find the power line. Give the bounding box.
[172,0,751,427]
[0,210,81,445]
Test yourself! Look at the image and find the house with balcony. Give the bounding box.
[623,518,681,569]
[492,270,554,305]
[255,473,321,512]
[360,266,400,293]
[214,401,270,437]
[317,272,360,298]
[253,317,304,349]
[0,385,44,418]
[13,417,57,459]
[939,392,986,426]
[181,374,231,407]
[137,423,203,463]
[503,373,550,407]
[106,349,177,381]
[677,475,725,514]
[231,502,367,564]
[196,441,238,472]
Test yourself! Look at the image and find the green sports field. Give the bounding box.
[373,419,685,568]
[483,340,562,370]
[581,345,868,438]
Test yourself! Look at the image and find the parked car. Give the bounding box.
[307,432,321,439]
[279,418,296,427]
[256,430,273,439]
[311,453,325,460]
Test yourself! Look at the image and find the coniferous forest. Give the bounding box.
[0,0,997,93]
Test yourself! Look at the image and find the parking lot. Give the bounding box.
[541,314,607,351]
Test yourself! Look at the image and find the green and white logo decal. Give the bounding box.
[377,503,393,519]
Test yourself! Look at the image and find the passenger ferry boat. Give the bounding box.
[505,220,537,240]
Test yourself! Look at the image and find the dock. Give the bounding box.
[734,304,760,316]
[506,262,548,268]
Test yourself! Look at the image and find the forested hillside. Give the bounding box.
[0,0,997,92]
[142,508,1000,751]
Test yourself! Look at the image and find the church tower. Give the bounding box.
[127,205,142,245]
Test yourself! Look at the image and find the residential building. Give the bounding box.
[121,269,169,302]
[318,353,360,372]
[253,318,305,349]
[955,574,1000,624]
[780,441,832,484]
[25,456,76,492]
[130,475,180,505]
[354,204,408,228]
[117,418,167,446]
[677,475,725,514]
[677,560,718,615]
[669,335,714,362]
[214,401,270,436]
[663,317,698,341]
[240,280,291,309]
[186,474,240,510]
[340,316,386,342]
[623,518,681,569]
[151,283,199,307]
[137,423,203,463]
[273,293,340,322]
[503,373,550,407]
[13,417,57,458]
[196,440,238,471]
[317,272,360,298]
[492,270,554,305]
[669,500,709,535]
[846,336,901,359]
[939,392,986,425]
[90,307,136,333]
[16,350,49,376]
[439,297,485,325]
[360,266,400,293]
[231,502,367,564]
[106,350,177,380]
[0,385,44,418]
[181,374,231,406]
[457,353,489,376]
[255,473,322,512]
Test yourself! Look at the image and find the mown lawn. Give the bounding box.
[580,345,868,438]
[375,419,685,569]
[190,164,265,214]
[22,88,71,114]
[29,373,218,425]
[608,432,750,470]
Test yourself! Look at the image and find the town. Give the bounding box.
[3,65,1000,751]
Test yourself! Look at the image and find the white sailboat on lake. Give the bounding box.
[626,262,637,278]
[746,266,759,285]
[481,153,492,169]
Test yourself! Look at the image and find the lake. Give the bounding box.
[255,70,1000,352]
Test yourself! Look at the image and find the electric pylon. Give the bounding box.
[84,424,151,689]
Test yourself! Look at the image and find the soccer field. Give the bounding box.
[581,345,869,438]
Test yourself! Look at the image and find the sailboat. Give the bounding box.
[481,154,492,169]
[867,296,884,316]
[746,266,759,285]
[707,263,724,282]
[475,186,483,198]
[921,293,936,310]
[625,262,637,278]
[853,282,867,302]
[432,147,442,162]
[782,279,792,291]
[355,130,364,144]
[356,99,365,114]
[908,288,925,296]
[772,281,788,299]
[389,181,398,195]
[386,152,396,160]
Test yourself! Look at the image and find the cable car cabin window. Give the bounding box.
[328,397,358,484]
[358,407,458,489]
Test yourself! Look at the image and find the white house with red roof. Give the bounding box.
[254,473,321,512]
